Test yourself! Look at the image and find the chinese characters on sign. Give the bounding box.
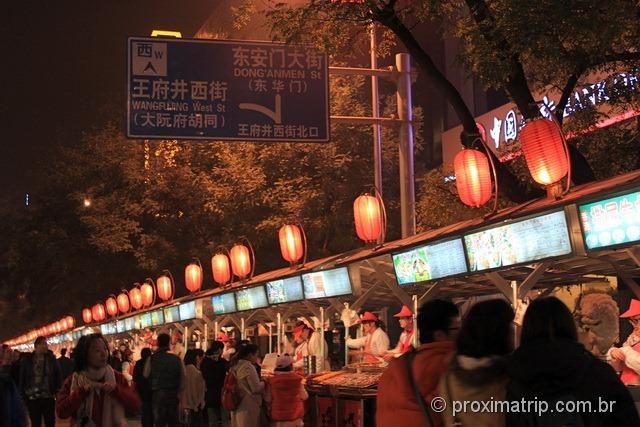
[579,190,640,250]
[127,37,329,142]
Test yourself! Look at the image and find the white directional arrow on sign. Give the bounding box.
[239,94,282,124]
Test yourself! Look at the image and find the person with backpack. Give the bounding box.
[201,341,230,427]
[264,354,307,427]
[376,299,460,427]
[144,333,186,427]
[506,297,640,427]
[439,299,514,427]
[226,343,264,427]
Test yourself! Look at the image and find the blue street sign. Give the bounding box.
[127,37,329,142]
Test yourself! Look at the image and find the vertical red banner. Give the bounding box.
[317,396,335,427]
[340,399,362,427]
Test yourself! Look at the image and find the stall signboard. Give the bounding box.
[72,330,83,341]
[212,293,237,315]
[116,320,126,334]
[302,267,353,299]
[578,190,640,250]
[151,310,165,326]
[392,238,468,285]
[127,37,329,142]
[464,210,572,272]
[100,322,117,336]
[179,301,197,320]
[124,316,137,331]
[266,276,304,305]
[140,313,152,329]
[164,306,180,323]
[235,285,269,312]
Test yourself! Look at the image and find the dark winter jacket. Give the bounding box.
[506,338,640,427]
[200,356,228,408]
[133,357,152,402]
[18,351,62,399]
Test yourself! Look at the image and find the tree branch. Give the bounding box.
[372,6,478,137]
[556,71,582,126]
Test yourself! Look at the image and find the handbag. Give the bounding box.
[405,351,434,427]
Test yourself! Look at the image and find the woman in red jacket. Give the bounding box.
[56,333,141,427]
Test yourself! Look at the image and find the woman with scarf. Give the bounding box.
[56,333,141,427]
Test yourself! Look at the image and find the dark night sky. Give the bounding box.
[2,1,215,200]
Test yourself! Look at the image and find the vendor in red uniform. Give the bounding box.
[346,312,390,363]
[608,299,640,385]
[383,306,415,361]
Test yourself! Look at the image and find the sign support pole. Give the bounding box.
[370,25,383,198]
[396,53,416,237]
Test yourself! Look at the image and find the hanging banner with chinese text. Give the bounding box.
[127,37,329,142]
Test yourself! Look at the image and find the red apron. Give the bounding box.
[363,334,378,363]
[621,343,640,385]
[398,329,414,354]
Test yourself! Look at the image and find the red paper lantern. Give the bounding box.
[156,275,173,301]
[117,292,130,314]
[279,224,305,264]
[60,318,68,331]
[141,282,155,307]
[65,316,75,330]
[106,296,118,317]
[454,148,493,207]
[353,194,383,243]
[230,244,252,279]
[82,308,93,324]
[211,253,231,286]
[92,303,106,322]
[129,286,143,310]
[520,118,569,185]
[185,263,203,293]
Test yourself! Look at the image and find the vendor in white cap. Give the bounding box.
[292,320,329,370]
[346,311,390,363]
[608,299,640,385]
[265,354,308,427]
[383,305,415,361]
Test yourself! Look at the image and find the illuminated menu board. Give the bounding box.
[100,322,117,335]
[266,276,304,305]
[179,301,197,320]
[164,306,180,324]
[151,310,164,326]
[392,238,468,285]
[212,293,237,315]
[235,286,269,312]
[302,267,353,299]
[579,190,640,250]
[124,316,137,331]
[140,313,152,328]
[116,320,126,334]
[464,210,572,272]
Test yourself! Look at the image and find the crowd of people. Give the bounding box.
[0,328,308,427]
[2,295,640,426]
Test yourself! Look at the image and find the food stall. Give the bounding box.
[8,170,640,425]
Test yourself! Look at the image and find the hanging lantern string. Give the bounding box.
[471,134,499,216]
[533,100,572,197]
